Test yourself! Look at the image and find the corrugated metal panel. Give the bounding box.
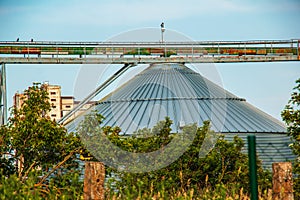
[224,133,294,170]
[95,63,286,134]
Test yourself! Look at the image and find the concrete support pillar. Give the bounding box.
[272,162,293,200]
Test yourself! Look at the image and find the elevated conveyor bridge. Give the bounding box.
[0,39,299,64]
[1,39,299,124]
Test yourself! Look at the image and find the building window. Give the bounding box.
[51,114,56,117]
[51,99,56,102]
[52,105,56,108]
[50,92,56,95]
[66,105,71,108]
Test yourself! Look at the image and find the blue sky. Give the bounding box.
[1,0,300,120]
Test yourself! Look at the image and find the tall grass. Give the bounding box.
[106,181,273,200]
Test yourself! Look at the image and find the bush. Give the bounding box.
[78,116,271,199]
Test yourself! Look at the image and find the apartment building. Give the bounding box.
[13,82,75,121]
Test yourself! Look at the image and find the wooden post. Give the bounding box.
[272,162,293,200]
[84,162,105,200]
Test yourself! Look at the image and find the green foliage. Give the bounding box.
[0,171,41,200]
[0,83,84,199]
[76,113,271,199]
[0,170,83,200]
[0,125,15,177]
[281,78,300,198]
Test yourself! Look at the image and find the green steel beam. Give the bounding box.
[248,135,258,200]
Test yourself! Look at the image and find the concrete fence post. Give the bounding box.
[272,162,293,200]
[84,161,105,200]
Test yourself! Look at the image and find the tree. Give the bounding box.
[105,120,271,199]
[77,112,271,199]
[0,83,84,199]
[0,125,14,177]
[281,78,300,198]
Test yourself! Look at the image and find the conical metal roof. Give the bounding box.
[95,63,286,134]
[66,63,292,169]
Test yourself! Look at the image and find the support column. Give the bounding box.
[248,135,258,200]
[0,63,7,125]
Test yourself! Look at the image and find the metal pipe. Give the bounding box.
[1,56,298,64]
[248,135,258,200]
[58,63,136,125]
